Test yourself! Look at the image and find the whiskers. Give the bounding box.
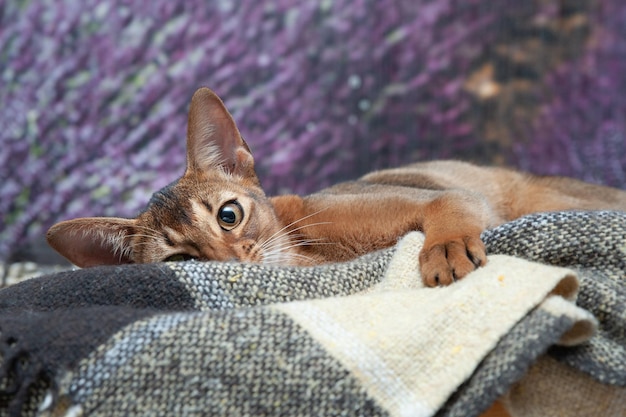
[258,209,334,266]
[260,237,327,266]
[118,211,334,267]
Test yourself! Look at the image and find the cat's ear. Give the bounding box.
[46,217,136,267]
[185,87,257,182]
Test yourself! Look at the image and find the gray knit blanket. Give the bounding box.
[0,211,624,417]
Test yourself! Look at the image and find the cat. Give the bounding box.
[46,87,626,287]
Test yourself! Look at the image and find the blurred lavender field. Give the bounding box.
[1,0,625,262]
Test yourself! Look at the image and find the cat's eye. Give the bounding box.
[164,254,196,262]
[217,201,244,231]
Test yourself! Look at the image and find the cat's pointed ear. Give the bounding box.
[185,87,258,182]
[46,217,136,267]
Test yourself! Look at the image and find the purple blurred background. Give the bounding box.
[1,0,625,263]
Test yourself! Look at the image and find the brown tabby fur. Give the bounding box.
[47,87,626,287]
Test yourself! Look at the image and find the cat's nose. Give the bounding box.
[199,248,239,263]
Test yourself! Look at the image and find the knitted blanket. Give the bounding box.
[0,211,624,417]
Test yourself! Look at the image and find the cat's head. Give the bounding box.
[47,87,293,267]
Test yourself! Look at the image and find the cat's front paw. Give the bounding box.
[418,235,487,287]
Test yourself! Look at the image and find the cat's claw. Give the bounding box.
[419,235,487,287]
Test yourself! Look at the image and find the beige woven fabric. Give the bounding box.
[277,232,594,417]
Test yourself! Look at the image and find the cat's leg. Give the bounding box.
[273,188,501,286]
[505,175,626,217]
[416,189,497,286]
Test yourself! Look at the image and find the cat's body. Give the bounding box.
[47,87,626,286]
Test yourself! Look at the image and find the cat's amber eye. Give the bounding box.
[217,201,244,231]
[164,254,196,262]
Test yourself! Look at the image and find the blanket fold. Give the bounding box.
[483,210,626,386]
[0,211,623,417]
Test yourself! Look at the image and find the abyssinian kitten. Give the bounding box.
[47,87,626,287]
